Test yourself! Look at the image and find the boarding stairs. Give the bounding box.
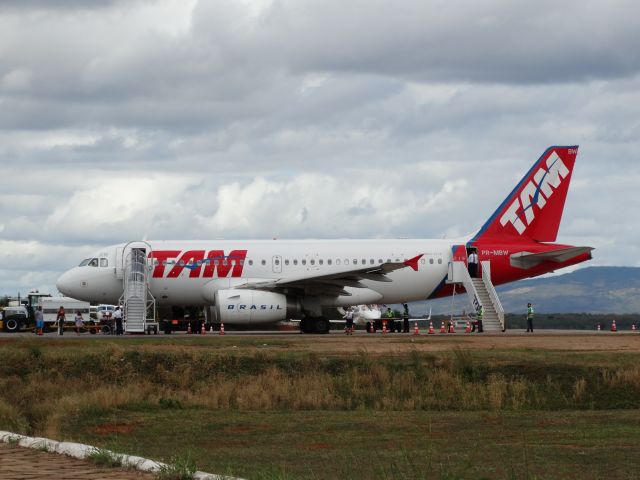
[447,260,505,332]
[119,245,156,334]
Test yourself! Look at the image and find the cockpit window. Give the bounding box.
[88,258,99,267]
[100,258,108,267]
[79,259,91,266]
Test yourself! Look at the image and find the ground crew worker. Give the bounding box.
[402,303,410,333]
[476,305,484,333]
[526,303,534,332]
[385,307,395,332]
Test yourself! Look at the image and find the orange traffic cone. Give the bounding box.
[449,322,455,334]
[382,320,388,334]
[187,323,192,335]
[201,323,206,335]
[413,322,420,336]
[219,323,225,335]
[428,321,435,335]
[440,321,446,334]
[465,321,471,333]
[611,320,617,332]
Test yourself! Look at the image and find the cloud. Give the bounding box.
[1,0,639,297]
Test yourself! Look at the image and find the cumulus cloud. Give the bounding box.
[0,0,639,296]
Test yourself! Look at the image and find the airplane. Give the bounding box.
[56,146,593,333]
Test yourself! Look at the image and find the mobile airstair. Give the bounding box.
[446,260,505,332]
[117,242,158,334]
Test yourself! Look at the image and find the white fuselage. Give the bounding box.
[56,238,456,308]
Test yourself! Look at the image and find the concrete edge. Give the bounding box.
[0,431,242,480]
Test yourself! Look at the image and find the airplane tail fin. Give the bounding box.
[472,146,579,243]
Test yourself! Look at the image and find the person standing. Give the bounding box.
[343,307,354,335]
[35,306,44,336]
[113,306,123,335]
[476,305,484,333]
[468,250,479,278]
[526,303,534,332]
[385,307,395,332]
[56,306,66,335]
[74,310,84,335]
[402,303,410,333]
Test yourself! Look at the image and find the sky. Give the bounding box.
[1,0,639,297]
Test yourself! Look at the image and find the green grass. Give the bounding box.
[62,409,640,480]
[1,336,640,478]
[86,447,123,468]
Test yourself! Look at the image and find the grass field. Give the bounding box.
[1,334,640,479]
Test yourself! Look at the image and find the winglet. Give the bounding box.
[404,254,423,271]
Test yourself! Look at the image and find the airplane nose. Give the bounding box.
[56,270,74,296]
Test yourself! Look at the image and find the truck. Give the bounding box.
[0,306,29,333]
[1,291,51,333]
[40,297,91,331]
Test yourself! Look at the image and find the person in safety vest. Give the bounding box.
[476,305,484,333]
[526,303,534,333]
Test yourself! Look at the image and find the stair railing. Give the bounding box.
[481,261,505,331]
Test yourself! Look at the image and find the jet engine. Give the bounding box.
[214,289,300,324]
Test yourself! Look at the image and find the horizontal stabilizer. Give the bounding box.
[510,246,594,269]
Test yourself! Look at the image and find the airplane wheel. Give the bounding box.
[314,317,330,334]
[300,318,314,334]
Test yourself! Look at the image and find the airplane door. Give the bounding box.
[447,245,468,283]
[272,255,282,273]
[115,247,124,278]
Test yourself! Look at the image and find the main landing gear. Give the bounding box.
[300,316,330,334]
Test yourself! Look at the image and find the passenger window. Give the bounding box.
[179,260,185,266]
[100,258,108,267]
[353,259,358,264]
[327,259,332,265]
[249,260,253,266]
[293,259,298,265]
[285,259,290,266]
[275,259,280,265]
[319,259,323,265]
[438,258,443,264]
[370,259,374,264]
[429,258,434,264]
[261,260,266,265]
[420,259,425,264]
[239,259,244,266]
[344,259,349,265]
[378,259,383,264]
[336,259,340,265]
[222,259,228,266]
[310,259,315,265]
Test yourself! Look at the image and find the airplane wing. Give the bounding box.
[233,254,424,296]
[510,246,594,269]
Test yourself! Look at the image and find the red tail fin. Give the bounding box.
[472,146,578,243]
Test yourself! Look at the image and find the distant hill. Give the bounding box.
[417,267,640,315]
